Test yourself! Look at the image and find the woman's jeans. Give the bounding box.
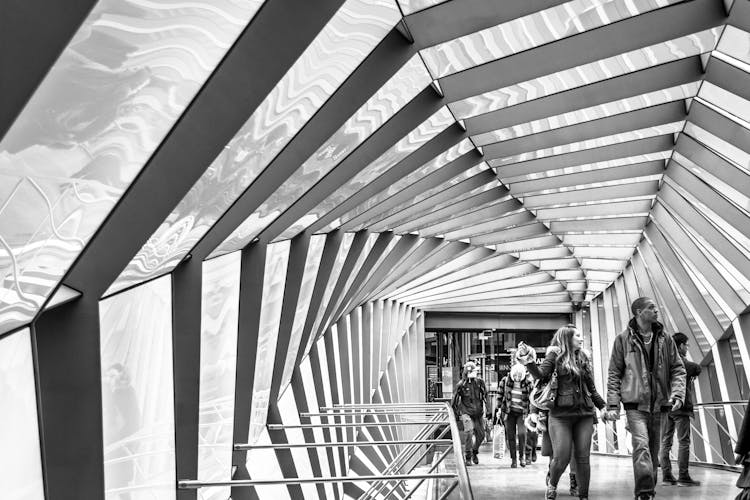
[626,410,663,496]
[548,414,594,496]
[505,410,527,461]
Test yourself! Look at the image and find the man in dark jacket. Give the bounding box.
[606,297,686,500]
[452,361,486,465]
[659,332,701,486]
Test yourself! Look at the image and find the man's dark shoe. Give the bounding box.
[677,474,701,486]
[545,485,557,499]
[465,453,472,466]
[531,451,537,462]
[511,460,518,468]
[519,456,526,467]
[662,471,677,485]
[471,451,479,465]
[636,494,654,500]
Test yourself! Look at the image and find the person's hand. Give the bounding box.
[524,413,538,431]
[546,345,561,356]
[603,409,619,421]
[671,398,683,412]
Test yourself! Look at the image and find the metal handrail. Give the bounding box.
[233,439,452,450]
[178,473,458,488]
[445,401,474,500]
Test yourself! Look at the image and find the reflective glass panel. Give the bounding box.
[211,54,432,256]
[450,29,719,119]
[279,235,326,393]
[420,0,683,78]
[473,83,698,146]
[197,251,241,500]
[99,275,174,500]
[108,0,401,294]
[248,241,290,444]
[0,0,266,333]
[0,328,44,499]
[276,106,455,239]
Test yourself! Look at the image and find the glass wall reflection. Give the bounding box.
[99,275,175,500]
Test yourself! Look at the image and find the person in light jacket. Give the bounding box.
[605,297,686,500]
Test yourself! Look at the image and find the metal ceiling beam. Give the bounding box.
[482,100,686,161]
[535,199,653,220]
[1,0,98,140]
[508,160,665,195]
[368,169,499,232]
[728,0,750,32]
[438,0,726,101]
[550,216,649,233]
[688,100,750,156]
[365,238,447,301]
[418,199,523,238]
[471,222,550,246]
[704,56,750,103]
[190,29,419,258]
[306,123,468,234]
[405,0,571,48]
[674,134,750,195]
[256,87,445,243]
[493,134,674,178]
[465,56,703,136]
[339,149,483,231]
[393,188,503,234]
[442,211,535,240]
[522,180,659,209]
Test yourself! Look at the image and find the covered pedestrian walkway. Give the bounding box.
[2,0,750,498]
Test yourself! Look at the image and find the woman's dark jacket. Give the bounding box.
[527,351,606,417]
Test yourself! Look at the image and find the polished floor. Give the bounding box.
[466,444,739,499]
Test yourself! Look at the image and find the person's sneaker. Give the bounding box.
[569,473,579,497]
[472,451,479,465]
[545,485,557,499]
[677,474,701,486]
[662,471,677,485]
[519,456,526,467]
[511,460,518,468]
[531,451,538,462]
[465,453,472,466]
[635,494,654,500]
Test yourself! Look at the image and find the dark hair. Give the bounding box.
[631,296,653,316]
[672,332,688,347]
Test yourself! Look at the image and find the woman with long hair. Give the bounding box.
[520,325,607,500]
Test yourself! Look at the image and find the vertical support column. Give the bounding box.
[231,242,266,500]
[172,258,203,500]
[712,341,740,441]
[35,297,104,500]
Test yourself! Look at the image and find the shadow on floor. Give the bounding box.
[466,443,739,499]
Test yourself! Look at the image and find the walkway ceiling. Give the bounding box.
[2,0,750,334]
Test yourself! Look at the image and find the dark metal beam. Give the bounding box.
[466,56,703,136]
[34,297,103,500]
[256,87,445,243]
[369,169,499,232]
[61,0,347,297]
[306,123,468,234]
[482,100,686,161]
[704,56,750,103]
[190,29,419,259]
[688,100,750,155]
[439,0,725,101]
[0,0,97,140]
[493,134,674,178]
[405,0,570,48]
[393,187,503,234]
[340,149,483,231]
[293,231,345,371]
[231,243,266,472]
[289,367,328,499]
[171,258,203,500]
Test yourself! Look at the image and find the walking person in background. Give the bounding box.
[660,332,702,486]
[452,360,487,465]
[606,297,686,500]
[521,325,607,500]
[499,363,532,468]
